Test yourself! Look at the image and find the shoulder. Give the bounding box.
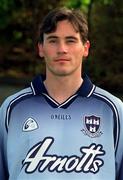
[0,86,33,117]
[93,87,123,104]
[0,87,34,132]
[93,86,123,110]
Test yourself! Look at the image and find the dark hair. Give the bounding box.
[39,7,88,44]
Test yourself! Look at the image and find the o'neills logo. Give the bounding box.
[22,137,105,174]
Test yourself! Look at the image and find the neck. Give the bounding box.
[44,74,83,104]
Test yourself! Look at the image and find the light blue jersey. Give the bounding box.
[0,74,123,180]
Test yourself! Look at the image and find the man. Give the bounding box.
[0,7,123,180]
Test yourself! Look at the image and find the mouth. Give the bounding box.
[54,58,70,62]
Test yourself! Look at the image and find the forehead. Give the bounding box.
[44,20,80,38]
[54,20,77,31]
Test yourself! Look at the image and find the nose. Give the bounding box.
[57,41,68,54]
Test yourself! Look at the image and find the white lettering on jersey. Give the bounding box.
[22,137,105,174]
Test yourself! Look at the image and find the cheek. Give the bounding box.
[43,49,54,64]
[43,47,55,58]
[72,47,84,58]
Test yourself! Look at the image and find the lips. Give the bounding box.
[54,58,70,62]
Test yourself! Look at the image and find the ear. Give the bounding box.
[38,43,44,57]
[83,40,90,57]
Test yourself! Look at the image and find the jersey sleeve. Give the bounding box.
[115,99,123,179]
[118,158,123,180]
[0,87,32,179]
[0,102,9,179]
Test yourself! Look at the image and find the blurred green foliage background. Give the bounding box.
[0,0,123,102]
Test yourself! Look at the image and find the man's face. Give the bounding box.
[38,20,90,77]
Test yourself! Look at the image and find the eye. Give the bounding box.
[67,39,76,43]
[48,38,58,44]
[49,39,56,43]
[66,38,78,44]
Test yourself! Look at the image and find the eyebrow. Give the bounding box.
[66,36,78,40]
[46,36,58,40]
[46,35,78,41]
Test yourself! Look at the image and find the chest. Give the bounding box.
[6,96,116,178]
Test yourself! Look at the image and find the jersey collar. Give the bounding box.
[31,74,95,98]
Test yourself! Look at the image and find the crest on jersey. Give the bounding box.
[23,117,39,132]
[82,115,102,138]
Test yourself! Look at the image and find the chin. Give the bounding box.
[53,71,74,77]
